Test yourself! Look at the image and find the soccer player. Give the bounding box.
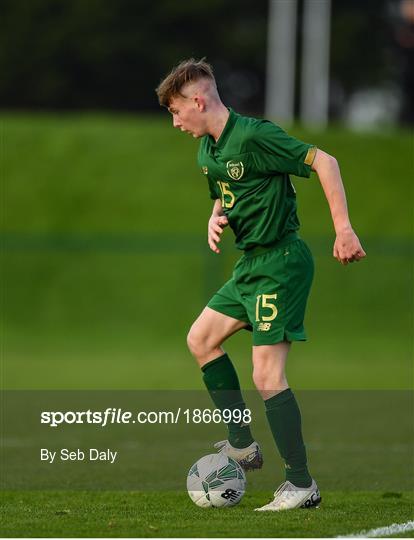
[156,59,366,511]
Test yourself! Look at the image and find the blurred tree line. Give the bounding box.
[0,0,411,120]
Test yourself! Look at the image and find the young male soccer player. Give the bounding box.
[156,59,366,511]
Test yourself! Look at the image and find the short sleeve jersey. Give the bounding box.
[197,109,316,250]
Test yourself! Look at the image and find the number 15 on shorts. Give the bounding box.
[255,293,278,322]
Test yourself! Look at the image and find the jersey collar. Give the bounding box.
[210,108,238,149]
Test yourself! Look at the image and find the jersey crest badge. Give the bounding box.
[226,160,244,180]
[202,166,208,175]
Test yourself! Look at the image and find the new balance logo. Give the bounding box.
[301,491,321,508]
[221,488,240,501]
[257,322,271,331]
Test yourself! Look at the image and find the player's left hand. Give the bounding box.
[333,228,366,265]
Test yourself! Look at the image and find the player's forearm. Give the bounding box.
[211,198,224,217]
[312,150,352,234]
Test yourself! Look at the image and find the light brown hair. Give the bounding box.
[156,58,215,107]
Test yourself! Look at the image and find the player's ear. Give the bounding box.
[194,95,206,112]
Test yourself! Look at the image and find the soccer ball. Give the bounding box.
[187,453,246,508]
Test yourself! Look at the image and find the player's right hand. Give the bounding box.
[333,228,366,265]
[208,215,228,254]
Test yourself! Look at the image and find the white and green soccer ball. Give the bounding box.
[187,453,246,508]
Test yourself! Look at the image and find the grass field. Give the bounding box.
[1,114,413,537]
[2,491,414,538]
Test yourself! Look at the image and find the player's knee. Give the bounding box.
[186,326,197,356]
[186,325,207,359]
[187,322,220,361]
[252,367,266,391]
[252,365,287,394]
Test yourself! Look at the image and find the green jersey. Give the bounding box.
[197,109,316,250]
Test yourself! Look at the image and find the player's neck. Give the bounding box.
[208,104,230,143]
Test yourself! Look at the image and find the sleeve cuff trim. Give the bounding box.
[304,146,317,166]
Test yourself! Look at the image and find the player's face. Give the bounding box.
[168,96,206,138]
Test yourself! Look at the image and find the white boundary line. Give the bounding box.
[337,519,414,538]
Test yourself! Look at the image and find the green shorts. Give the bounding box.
[207,233,314,345]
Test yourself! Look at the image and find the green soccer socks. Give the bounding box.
[265,388,312,488]
[201,353,254,449]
